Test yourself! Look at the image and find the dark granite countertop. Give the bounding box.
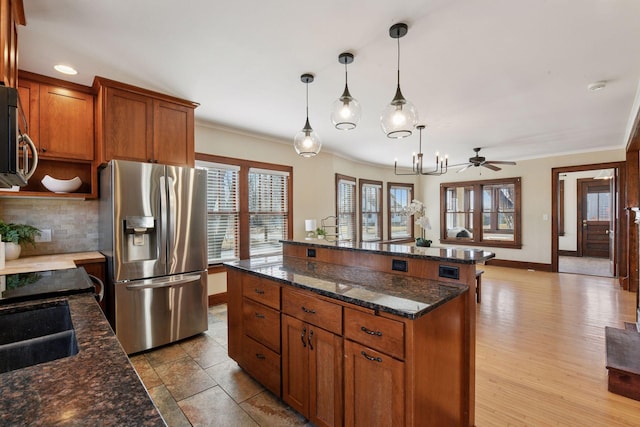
[226,255,469,319]
[282,239,495,264]
[0,267,94,304]
[0,294,164,426]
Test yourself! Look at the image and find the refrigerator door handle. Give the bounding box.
[159,174,168,268]
[167,175,176,263]
[125,273,203,290]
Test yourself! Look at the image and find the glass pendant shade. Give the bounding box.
[331,87,362,130]
[294,118,322,157]
[381,85,418,138]
[294,73,321,157]
[331,52,361,130]
[381,22,418,139]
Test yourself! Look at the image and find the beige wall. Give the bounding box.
[419,149,625,265]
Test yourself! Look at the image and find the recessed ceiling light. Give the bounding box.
[588,81,606,91]
[54,64,78,75]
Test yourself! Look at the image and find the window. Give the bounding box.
[336,174,356,241]
[196,154,293,263]
[360,179,382,241]
[387,182,414,241]
[440,177,521,248]
[249,168,290,257]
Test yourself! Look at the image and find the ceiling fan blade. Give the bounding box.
[457,164,473,173]
[448,162,472,168]
[485,160,516,166]
[483,163,501,171]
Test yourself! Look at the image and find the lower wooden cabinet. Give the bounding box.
[343,340,405,427]
[282,314,343,427]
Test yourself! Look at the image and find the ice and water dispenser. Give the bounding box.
[122,216,158,261]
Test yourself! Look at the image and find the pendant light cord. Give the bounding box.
[306,81,309,119]
[396,36,401,87]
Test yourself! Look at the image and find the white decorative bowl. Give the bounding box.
[41,175,82,193]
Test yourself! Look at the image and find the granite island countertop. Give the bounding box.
[282,239,495,264]
[226,255,470,319]
[0,271,164,426]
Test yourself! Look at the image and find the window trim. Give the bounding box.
[440,177,521,248]
[387,182,414,242]
[335,174,357,242]
[196,153,293,262]
[359,178,383,242]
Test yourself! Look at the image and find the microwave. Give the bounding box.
[0,84,38,188]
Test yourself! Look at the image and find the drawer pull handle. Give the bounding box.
[256,353,266,360]
[255,312,265,319]
[301,306,316,314]
[361,326,383,337]
[301,326,307,347]
[254,288,265,295]
[308,329,314,350]
[361,351,383,363]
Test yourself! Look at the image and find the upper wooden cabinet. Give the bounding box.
[18,72,95,161]
[93,76,197,167]
[0,0,25,87]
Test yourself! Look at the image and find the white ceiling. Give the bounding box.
[17,0,640,168]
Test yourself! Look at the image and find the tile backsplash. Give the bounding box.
[0,199,99,257]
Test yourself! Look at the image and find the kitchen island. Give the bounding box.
[226,239,493,427]
[0,267,164,426]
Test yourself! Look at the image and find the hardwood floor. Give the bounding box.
[476,265,640,426]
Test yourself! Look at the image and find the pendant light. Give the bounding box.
[331,52,361,130]
[294,73,322,157]
[380,22,418,139]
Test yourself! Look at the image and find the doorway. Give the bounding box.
[552,162,625,277]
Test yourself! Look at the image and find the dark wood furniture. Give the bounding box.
[605,326,640,401]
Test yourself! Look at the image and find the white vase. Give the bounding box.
[4,242,21,260]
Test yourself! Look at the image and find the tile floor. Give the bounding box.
[129,304,312,427]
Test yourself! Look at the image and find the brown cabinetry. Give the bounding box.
[282,288,343,427]
[93,76,196,167]
[0,0,24,87]
[0,71,97,198]
[228,270,282,397]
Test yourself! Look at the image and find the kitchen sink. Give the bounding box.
[0,300,79,374]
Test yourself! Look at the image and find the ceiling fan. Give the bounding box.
[453,147,516,173]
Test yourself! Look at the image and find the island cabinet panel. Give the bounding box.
[93,76,196,167]
[282,287,342,334]
[344,340,405,427]
[282,314,343,427]
[228,269,283,398]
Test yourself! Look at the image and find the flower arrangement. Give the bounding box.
[401,199,432,246]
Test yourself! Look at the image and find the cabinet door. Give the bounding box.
[103,87,154,163]
[309,326,343,427]
[17,79,39,141]
[39,85,94,160]
[282,314,309,417]
[344,340,405,427]
[153,100,194,166]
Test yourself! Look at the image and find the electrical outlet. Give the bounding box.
[36,229,52,243]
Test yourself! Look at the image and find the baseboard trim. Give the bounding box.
[208,292,227,306]
[485,259,553,272]
[558,250,578,257]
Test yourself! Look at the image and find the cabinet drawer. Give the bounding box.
[243,298,281,353]
[344,308,405,360]
[282,288,342,335]
[241,336,281,398]
[242,276,280,310]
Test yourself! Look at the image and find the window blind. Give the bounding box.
[389,184,412,239]
[361,181,382,241]
[196,161,240,264]
[337,176,356,241]
[248,168,289,256]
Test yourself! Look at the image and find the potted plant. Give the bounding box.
[315,227,327,239]
[401,200,432,247]
[0,221,41,260]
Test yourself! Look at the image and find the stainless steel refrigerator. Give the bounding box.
[99,159,208,354]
